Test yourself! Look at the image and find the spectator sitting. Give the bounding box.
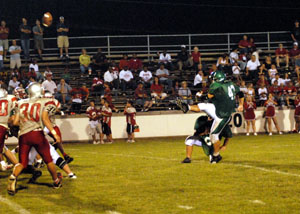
[81,83,90,101]
[268,64,278,81]
[194,70,203,89]
[248,37,256,52]
[232,62,242,82]
[271,73,284,86]
[0,20,9,60]
[230,47,246,70]
[291,20,300,43]
[0,79,7,90]
[79,49,92,77]
[151,76,167,103]
[128,53,143,74]
[283,73,291,86]
[119,54,129,71]
[92,71,104,96]
[155,64,172,91]
[172,80,180,97]
[10,68,21,80]
[275,43,289,69]
[258,83,268,106]
[8,76,20,94]
[259,55,272,77]
[238,35,249,54]
[103,82,118,112]
[19,18,31,60]
[269,80,284,107]
[0,43,3,73]
[191,46,201,71]
[104,66,119,90]
[139,65,153,88]
[177,45,193,71]
[42,73,57,94]
[178,81,193,105]
[92,48,108,72]
[216,53,231,75]
[246,55,260,81]
[195,82,209,103]
[284,81,297,107]
[135,82,153,112]
[61,67,71,83]
[29,59,43,82]
[27,67,37,81]
[256,74,269,88]
[158,50,173,70]
[119,66,135,95]
[44,66,53,79]
[290,42,300,80]
[9,40,22,71]
[19,68,28,86]
[56,78,72,106]
[70,84,88,114]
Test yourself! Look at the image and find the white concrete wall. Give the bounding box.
[5,109,296,144]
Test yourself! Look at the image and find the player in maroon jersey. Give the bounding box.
[264,94,282,136]
[100,98,112,144]
[243,96,257,136]
[294,93,300,133]
[86,99,103,144]
[7,83,62,195]
[124,100,137,143]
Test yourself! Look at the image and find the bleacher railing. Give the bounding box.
[11,31,291,58]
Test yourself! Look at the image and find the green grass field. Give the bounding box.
[1,134,300,214]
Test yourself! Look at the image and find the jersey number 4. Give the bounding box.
[228,85,236,100]
[20,103,41,122]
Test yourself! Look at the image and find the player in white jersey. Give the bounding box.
[0,89,19,170]
[7,83,62,195]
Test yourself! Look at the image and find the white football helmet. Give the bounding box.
[27,83,44,99]
[0,88,8,98]
[44,91,54,98]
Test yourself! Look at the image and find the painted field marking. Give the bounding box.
[105,153,300,178]
[178,205,194,210]
[249,200,266,205]
[106,211,122,214]
[0,195,31,214]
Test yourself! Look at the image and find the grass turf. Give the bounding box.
[1,134,300,214]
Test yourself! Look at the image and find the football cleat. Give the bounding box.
[68,173,77,179]
[182,157,191,163]
[53,173,63,189]
[28,170,42,184]
[210,154,222,164]
[7,175,17,195]
[176,98,189,113]
[64,155,74,164]
[34,160,45,168]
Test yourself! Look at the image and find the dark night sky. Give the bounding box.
[1,0,300,38]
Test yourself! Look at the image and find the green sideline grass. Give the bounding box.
[1,134,300,214]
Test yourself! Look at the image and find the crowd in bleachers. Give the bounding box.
[0,18,300,116]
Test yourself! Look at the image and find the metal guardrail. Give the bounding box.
[9,31,291,58]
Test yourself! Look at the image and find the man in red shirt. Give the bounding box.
[269,80,284,106]
[238,35,249,54]
[92,71,104,96]
[0,20,9,60]
[128,53,142,73]
[256,74,269,88]
[291,42,300,79]
[70,84,88,114]
[284,81,297,107]
[150,76,167,102]
[135,83,153,111]
[119,54,129,70]
[275,43,289,68]
[191,46,201,71]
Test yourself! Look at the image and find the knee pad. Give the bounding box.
[56,157,67,169]
[185,138,194,146]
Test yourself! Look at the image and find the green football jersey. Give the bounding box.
[208,80,240,118]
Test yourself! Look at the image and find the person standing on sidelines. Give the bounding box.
[244,96,257,136]
[124,100,137,143]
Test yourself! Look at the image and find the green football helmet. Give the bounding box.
[213,70,225,82]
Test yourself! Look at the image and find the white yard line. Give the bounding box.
[106,153,300,178]
[0,195,31,214]
[178,205,194,210]
[106,211,122,214]
[249,200,266,205]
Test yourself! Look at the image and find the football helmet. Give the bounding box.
[0,88,8,98]
[44,91,54,98]
[27,83,44,99]
[213,70,225,82]
[13,87,27,99]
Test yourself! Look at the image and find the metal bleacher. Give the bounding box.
[2,31,293,113]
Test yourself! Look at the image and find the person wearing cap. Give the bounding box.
[42,73,57,94]
[177,45,193,71]
[57,16,69,59]
[291,20,300,43]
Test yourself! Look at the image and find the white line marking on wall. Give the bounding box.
[0,195,31,214]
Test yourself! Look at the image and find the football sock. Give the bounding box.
[63,153,67,157]
[213,152,220,157]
